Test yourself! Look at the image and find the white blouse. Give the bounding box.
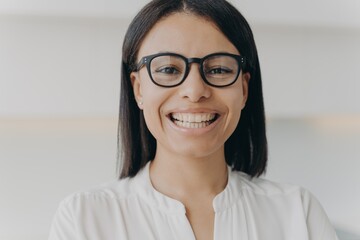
[49,162,338,240]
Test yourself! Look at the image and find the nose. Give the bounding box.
[178,65,211,102]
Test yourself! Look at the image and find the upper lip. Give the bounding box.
[165,108,221,117]
[165,108,222,122]
[165,108,220,114]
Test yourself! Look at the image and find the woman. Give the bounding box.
[49,0,339,239]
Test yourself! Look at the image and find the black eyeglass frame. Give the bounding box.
[134,52,247,88]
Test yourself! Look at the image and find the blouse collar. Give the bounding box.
[133,161,246,215]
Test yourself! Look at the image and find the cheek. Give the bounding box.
[142,107,163,144]
[226,86,244,111]
[140,87,169,139]
[142,98,162,131]
[225,89,245,129]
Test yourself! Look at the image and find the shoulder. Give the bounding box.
[56,164,153,215]
[230,170,320,211]
[49,176,147,239]
[59,176,138,208]
[231,170,307,196]
[229,171,338,239]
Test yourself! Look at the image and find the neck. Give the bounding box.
[149,148,228,203]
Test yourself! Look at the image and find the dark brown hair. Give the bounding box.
[118,0,267,178]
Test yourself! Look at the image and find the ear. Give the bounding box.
[241,72,250,109]
[130,72,143,109]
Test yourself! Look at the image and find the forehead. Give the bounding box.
[137,13,239,58]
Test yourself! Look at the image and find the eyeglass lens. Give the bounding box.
[149,54,240,87]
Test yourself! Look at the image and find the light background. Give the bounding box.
[0,0,359,239]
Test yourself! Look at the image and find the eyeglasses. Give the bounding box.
[134,52,246,88]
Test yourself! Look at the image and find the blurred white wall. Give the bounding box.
[0,1,359,239]
[0,15,125,117]
[256,25,360,117]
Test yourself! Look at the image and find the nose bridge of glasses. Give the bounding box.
[187,57,202,65]
[184,57,204,80]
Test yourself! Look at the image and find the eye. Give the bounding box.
[206,66,233,75]
[155,66,181,74]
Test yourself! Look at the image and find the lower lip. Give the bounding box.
[167,115,221,135]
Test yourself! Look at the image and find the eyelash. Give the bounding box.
[205,67,233,75]
[155,66,181,74]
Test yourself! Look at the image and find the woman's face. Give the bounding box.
[131,13,249,160]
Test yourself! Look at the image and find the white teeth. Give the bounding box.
[171,113,216,123]
[171,113,217,128]
[174,121,209,128]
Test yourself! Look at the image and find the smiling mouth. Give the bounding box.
[169,112,219,128]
